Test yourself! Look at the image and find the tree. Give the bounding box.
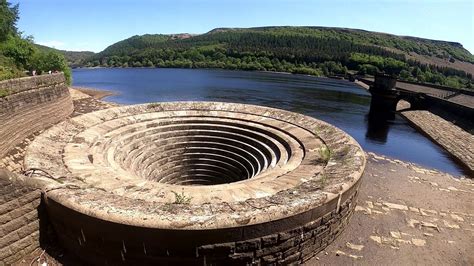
[0,1,73,83]
[2,36,36,67]
[77,27,473,88]
[399,69,411,80]
[0,0,19,41]
[30,51,72,84]
[358,64,379,76]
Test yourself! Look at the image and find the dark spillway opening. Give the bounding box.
[116,119,293,186]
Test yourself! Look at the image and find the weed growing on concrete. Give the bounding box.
[319,146,331,162]
[320,174,328,187]
[342,146,351,155]
[172,190,193,204]
[147,103,160,109]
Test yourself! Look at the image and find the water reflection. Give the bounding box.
[365,113,391,143]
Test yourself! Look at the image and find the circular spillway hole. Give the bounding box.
[110,118,295,186]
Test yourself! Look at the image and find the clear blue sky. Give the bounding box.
[13,0,474,53]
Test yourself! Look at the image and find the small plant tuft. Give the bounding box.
[318,146,331,162]
[147,103,161,109]
[171,190,193,204]
[320,174,328,187]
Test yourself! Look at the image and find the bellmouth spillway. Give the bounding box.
[25,101,366,264]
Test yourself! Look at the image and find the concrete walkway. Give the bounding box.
[357,77,474,109]
[395,81,474,109]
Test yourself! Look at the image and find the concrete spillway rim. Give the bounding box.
[25,101,366,230]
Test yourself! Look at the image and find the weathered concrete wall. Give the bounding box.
[0,170,42,265]
[0,73,73,160]
[197,185,360,264]
[423,94,474,121]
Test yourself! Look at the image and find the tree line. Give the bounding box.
[86,28,473,89]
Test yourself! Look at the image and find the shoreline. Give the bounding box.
[73,66,343,80]
[70,86,118,100]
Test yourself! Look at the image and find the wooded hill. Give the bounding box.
[34,44,95,68]
[83,27,474,89]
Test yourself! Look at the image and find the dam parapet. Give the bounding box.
[0,73,73,265]
[0,73,74,159]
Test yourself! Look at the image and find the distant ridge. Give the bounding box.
[207,26,469,56]
[75,26,472,88]
[34,44,95,67]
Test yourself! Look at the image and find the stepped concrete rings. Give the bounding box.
[24,102,365,264]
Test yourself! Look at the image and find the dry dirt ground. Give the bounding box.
[309,153,473,266]
[15,90,474,265]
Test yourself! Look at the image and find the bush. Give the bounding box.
[1,36,35,68]
[30,51,71,84]
[0,55,24,81]
[357,64,380,75]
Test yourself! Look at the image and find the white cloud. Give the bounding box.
[37,40,65,48]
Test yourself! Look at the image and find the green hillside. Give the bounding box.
[206,27,473,63]
[85,27,473,88]
[0,0,71,83]
[99,34,171,57]
[34,44,95,67]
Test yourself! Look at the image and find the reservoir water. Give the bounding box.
[72,68,468,176]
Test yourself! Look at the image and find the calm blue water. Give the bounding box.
[72,68,469,176]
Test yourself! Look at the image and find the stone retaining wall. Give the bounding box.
[399,103,474,175]
[0,73,73,265]
[197,183,360,264]
[424,94,474,122]
[0,170,42,265]
[43,181,360,265]
[0,73,73,159]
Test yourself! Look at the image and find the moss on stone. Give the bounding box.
[0,88,10,97]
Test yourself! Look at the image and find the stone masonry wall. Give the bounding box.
[399,107,474,175]
[43,180,360,265]
[197,184,360,265]
[0,74,73,265]
[0,73,73,160]
[0,170,42,265]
